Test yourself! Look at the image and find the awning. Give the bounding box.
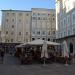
[18,39,60,47]
[27,39,60,46]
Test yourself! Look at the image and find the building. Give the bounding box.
[31,8,56,41]
[1,10,31,43]
[56,0,75,54]
[1,8,56,43]
[0,25,1,42]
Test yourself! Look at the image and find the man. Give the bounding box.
[1,49,5,62]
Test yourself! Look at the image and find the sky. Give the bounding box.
[0,0,55,25]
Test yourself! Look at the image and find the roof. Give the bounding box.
[31,8,55,11]
[1,9,31,12]
[1,8,55,12]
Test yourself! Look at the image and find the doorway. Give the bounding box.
[69,43,73,53]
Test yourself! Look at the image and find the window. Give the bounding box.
[6,19,8,22]
[37,31,40,35]
[6,31,8,34]
[19,13,22,16]
[73,14,75,22]
[11,39,13,42]
[42,13,46,16]
[73,15,75,19]
[52,14,55,16]
[64,31,66,36]
[48,14,50,16]
[48,31,50,35]
[26,32,28,35]
[5,39,9,42]
[68,16,70,23]
[48,38,50,41]
[12,25,14,28]
[68,30,70,35]
[11,32,14,35]
[7,13,9,16]
[33,13,36,16]
[26,13,29,16]
[64,19,66,25]
[38,13,40,15]
[19,19,21,22]
[53,18,55,21]
[53,39,55,42]
[42,38,45,40]
[26,39,28,42]
[32,17,36,20]
[73,28,75,34]
[53,31,55,34]
[32,38,35,41]
[38,17,41,20]
[19,32,21,35]
[60,33,62,38]
[42,31,45,35]
[43,17,47,20]
[12,19,14,22]
[12,13,15,16]
[33,31,35,34]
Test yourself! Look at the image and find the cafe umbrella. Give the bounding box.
[41,40,48,65]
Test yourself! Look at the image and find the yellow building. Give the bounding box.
[1,10,31,43]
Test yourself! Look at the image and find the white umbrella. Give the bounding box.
[28,39,43,45]
[41,40,48,66]
[62,41,69,57]
[15,43,26,48]
[47,41,60,45]
[41,40,48,58]
[28,39,60,46]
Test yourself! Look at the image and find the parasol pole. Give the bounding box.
[43,51,46,66]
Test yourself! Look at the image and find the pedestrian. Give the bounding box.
[69,53,73,64]
[1,49,5,62]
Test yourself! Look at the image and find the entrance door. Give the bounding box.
[69,43,73,53]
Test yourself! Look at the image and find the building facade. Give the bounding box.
[0,25,1,42]
[31,8,56,41]
[1,8,56,43]
[1,10,31,43]
[56,0,75,54]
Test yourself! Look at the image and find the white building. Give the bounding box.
[0,25,1,42]
[1,8,56,43]
[31,8,56,41]
[56,0,75,53]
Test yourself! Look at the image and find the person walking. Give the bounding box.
[1,49,5,63]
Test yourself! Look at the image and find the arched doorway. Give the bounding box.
[69,43,73,53]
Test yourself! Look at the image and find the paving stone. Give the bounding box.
[0,53,75,75]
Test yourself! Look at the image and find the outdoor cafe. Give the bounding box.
[15,39,73,65]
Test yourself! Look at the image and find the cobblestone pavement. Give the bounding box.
[3,53,20,65]
[0,64,75,75]
[0,54,75,75]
